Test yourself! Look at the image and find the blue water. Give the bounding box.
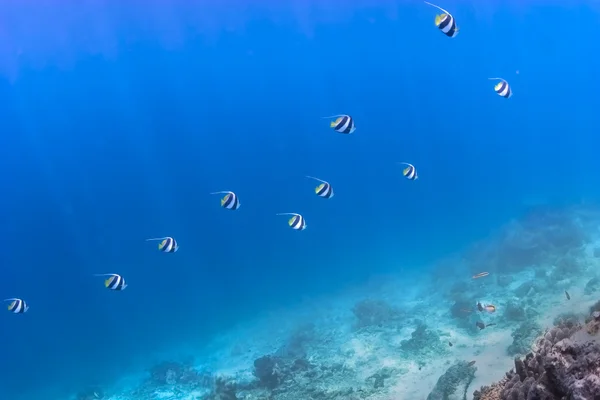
[1,1,599,399]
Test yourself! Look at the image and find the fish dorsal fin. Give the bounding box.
[315,183,325,193]
[435,14,447,26]
[221,193,231,206]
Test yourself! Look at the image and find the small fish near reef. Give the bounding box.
[488,77,512,98]
[94,273,127,291]
[146,236,179,253]
[276,213,307,231]
[323,114,356,134]
[210,191,241,210]
[399,162,418,180]
[424,2,459,38]
[4,298,28,314]
[476,321,496,330]
[448,341,453,347]
[306,176,334,199]
[477,302,496,313]
[565,290,571,300]
[467,361,476,367]
[472,271,489,279]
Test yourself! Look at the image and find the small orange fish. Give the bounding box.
[477,302,496,313]
[472,272,489,279]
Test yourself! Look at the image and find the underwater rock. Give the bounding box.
[503,300,526,322]
[276,322,316,359]
[426,360,476,400]
[473,308,600,400]
[351,299,402,329]
[553,312,582,327]
[253,355,284,389]
[506,320,542,356]
[148,360,203,386]
[584,277,600,295]
[400,321,445,356]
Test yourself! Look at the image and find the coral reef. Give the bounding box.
[426,360,476,400]
[473,309,600,400]
[400,321,446,357]
[506,320,542,356]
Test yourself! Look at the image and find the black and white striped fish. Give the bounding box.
[425,2,459,38]
[4,298,28,314]
[323,114,356,134]
[146,236,179,253]
[488,78,512,98]
[94,274,127,291]
[306,176,334,199]
[400,162,418,180]
[211,191,241,210]
[277,213,307,231]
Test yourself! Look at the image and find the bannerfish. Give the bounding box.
[424,2,459,38]
[146,236,179,253]
[306,176,334,199]
[4,298,28,314]
[94,273,127,291]
[276,213,307,231]
[323,114,356,134]
[477,302,496,313]
[210,191,241,210]
[565,290,571,300]
[472,272,489,279]
[488,77,512,98]
[399,162,418,180]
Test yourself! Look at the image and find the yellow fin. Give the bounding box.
[158,239,167,250]
[7,300,16,310]
[435,14,447,26]
[315,183,324,193]
[105,276,114,288]
[288,216,297,226]
[220,193,231,206]
[330,117,342,128]
[403,167,410,175]
[495,82,503,90]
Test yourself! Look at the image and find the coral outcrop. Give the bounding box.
[473,310,600,400]
[426,360,476,400]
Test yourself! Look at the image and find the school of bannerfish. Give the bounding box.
[4,2,511,315]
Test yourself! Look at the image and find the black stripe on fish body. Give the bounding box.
[495,81,511,98]
[231,196,240,210]
[316,183,330,197]
[158,238,169,252]
[10,299,24,313]
[446,21,458,37]
[222,193,235,209]
[340,118,355,134]
[438,15,451,30]
[334,116,349,131]
[290,215,300,229]
[108,276,118,290]
[111,276,125,290]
